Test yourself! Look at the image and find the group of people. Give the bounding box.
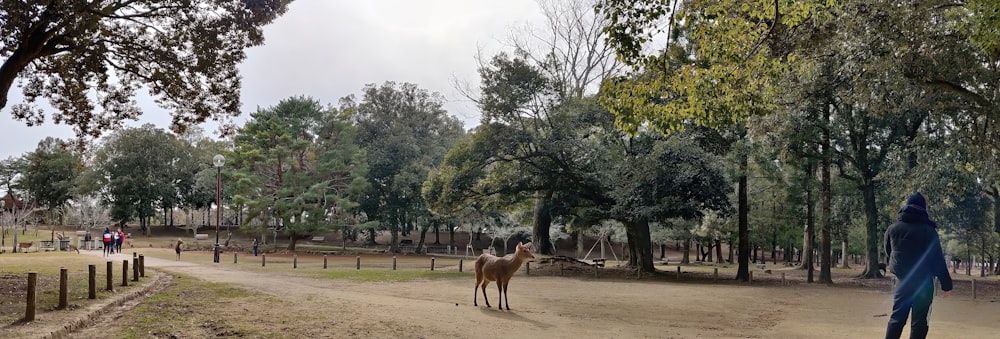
[101,227,126,257]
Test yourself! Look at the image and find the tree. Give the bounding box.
[597,0,835,281]
[0,0,291,139]
[87,124,189,234]
[230,96,369,251]
[346,82,465,253]
[19,137,81,225]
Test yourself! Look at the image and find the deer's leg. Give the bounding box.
[496,280,504,310]
[481,281,491,307]
[474,275,481,306]
[503,280,511,310]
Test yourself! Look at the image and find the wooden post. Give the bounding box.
[749,271,753,284]
[459,259,463,273]
[392,256,397,270]
[293,255,297,269]
[525,262,529,275]
[637,267,642,279]
[262,254,266,267]
[25,272,37,321]
[234,252,238,264]
[106,261,113,291]
[781,272,786,286]
[139,255,145,277]
[58,268,68,309]
[356,256,361,270]
[560,263,565,276]
[972,279,977,299]
[594,264,598,278]
[122,260,129,286]
[676,266,681,280]
[431,257,436,271]
[323,255,328,269]
[713,267,718,281]
[88,265,96,299]
[132,257,139,282]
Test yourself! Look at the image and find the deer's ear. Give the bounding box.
[524,242,532,248]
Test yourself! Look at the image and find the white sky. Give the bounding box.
[0,0,546,159]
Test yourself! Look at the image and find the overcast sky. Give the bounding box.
[0,0,546,159]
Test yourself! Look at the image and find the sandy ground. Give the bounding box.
[3,245,997,339]
[33,249,990,339]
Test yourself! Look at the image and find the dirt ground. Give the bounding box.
[12,248,979,339]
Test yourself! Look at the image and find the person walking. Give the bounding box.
[252,238,259,256]
[102,228,112,257]
[115,228,124,254]
[884,192,953,339]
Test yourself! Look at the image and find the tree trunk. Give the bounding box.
[840,239,851,269]
[449,224,455,247]
[682,237,691,264]
[858,179,883,278]
[417,220,430,254]
[736,153,750,282]
[433,222,440,245]
[715,239,723,264]
[577,231,585,258]
[801,177,815,285]
[288,233,299,251]
[624,219,654,272]
[532,190,555,255]
[820,117,833,284]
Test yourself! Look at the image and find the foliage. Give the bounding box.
[18,137,80,214]
[0,0,291,140]
[229,96,369,250]
[345,81,465,249]
[85,124,190,232]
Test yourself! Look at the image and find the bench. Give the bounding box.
[311,236,325,242]
[400,239,413,245]
[593,258,606,268]
[39,240,56,251]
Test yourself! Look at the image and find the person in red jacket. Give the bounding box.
[102,227,112,257]
[884,192,953,339]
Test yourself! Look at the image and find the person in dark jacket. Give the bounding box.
[884,192,952,339]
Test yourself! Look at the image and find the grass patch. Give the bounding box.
[0,252,150,325]
[114,273,343,339]
[311,269,466,283]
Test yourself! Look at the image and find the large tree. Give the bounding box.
[86,124,190,234]
[19,137,81,224]
[230,96,369,251]
[0,0,290,139]
[345,82,465,252]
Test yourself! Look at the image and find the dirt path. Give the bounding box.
[72,251,1000,338]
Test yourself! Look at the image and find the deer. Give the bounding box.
[18,242,33,253]
[474,241,534,310]
[55,233,80,253]
[175,239,184,260]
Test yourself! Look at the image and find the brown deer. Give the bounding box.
[474,242,534,310]
[175,239,184,260]
[17,242,33,253]
[55,233,80,253]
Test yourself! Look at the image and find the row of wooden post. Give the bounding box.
[23,253,146,322]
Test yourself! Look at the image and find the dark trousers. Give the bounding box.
[886,277,934,339]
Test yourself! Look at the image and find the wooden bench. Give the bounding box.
[311,236,325,242]
[38,240,56,251]
[592,258,606,268]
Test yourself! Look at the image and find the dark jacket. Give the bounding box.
[884,204,952,291]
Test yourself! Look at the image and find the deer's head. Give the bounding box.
[516,242,535,261]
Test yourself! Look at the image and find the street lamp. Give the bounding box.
[213,154,225,263]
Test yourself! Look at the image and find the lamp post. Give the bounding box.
[213,154,225,263]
